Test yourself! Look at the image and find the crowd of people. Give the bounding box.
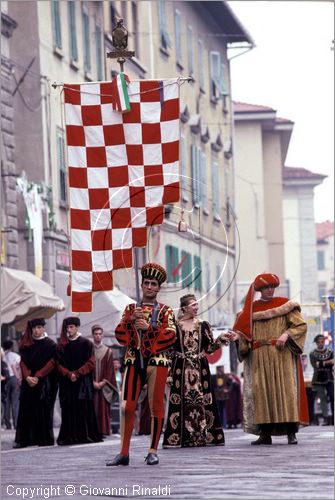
[1,263,334,465]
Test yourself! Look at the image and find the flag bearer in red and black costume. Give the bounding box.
[106,263,176,466]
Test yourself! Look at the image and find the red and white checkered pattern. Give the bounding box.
[64,79,180,312]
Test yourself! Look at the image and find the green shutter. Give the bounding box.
[182,250,192,288]
[173,246,179,283]
[194,255,202,291]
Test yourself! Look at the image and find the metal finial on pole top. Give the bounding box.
[107,18,135,73]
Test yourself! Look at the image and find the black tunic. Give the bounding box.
[57,336,100,445]
[15,337,58,447]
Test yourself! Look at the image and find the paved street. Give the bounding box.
[1,426,333,500]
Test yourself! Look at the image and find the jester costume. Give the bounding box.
[111,263,176,463]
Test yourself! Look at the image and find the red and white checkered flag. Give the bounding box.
[63,79,180,312]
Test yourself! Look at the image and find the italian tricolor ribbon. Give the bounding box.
[111,73,130,112]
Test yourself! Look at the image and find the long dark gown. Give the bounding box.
[163,320,225,447]
[15,337,58,447]
[57,336,100,445]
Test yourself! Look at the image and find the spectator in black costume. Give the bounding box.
[14,318,58,448]
[310,334,334,425]
[56,317,100,445]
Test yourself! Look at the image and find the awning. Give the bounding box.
[1,267,65,329]
[55,270,134,340]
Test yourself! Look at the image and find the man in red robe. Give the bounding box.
[232,273,308,445]
[91,325,118,437]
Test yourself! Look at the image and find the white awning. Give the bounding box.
[54,270,134,340]
[1,267,65,329]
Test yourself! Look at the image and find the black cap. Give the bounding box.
[64,316,80,327]
[30,318,46,328]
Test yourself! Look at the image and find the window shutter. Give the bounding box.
[83,8,91,72]
[212,160,220,218]
[52,0,62,49]
[166,245,172,282]
[175,9,182,63]
[210,51,221,99]
[57,130,66,202]
[187,25,193,74]
[68,1,78,61]
[191,144,198,205]
[181,250,192,288]
[201,150,207,209]
[198,40,205,89]
[96,23,103,81]
[172,246,179,283]
[180,134,187,200]
[220,63,228,96]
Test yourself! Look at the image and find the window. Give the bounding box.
[191,142,201,207]
[198,40,205,90]
[181,250,192,288]
[194,255,202,292]
[165,244,179,283]
[210,51,220,100]
[57,129,66,203]
[110,3,117,32]
[200,150,208,211]
[174,9,182,64]
[318,250,326,270]
[180,133,188,201]
[210,52,228,100]
[95,21,103,81]
[121,1,128,24]
[318,283,327,301]
[216,264,222,298]
[211,159,220,219]
[205,261,210,293]
[132,2,140,56]
[220,63,228,96]
[52,0,62,50]
[187,25,194,75]
[68,1,78,61]
[158,0,171,50]
[82,5,91,73]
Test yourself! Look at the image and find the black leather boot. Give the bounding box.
[144,452,159,465]
[106,454,129,466]
[287,433,298,445]
[251,434,272,445]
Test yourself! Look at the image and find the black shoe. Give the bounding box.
[13,443,26,449]
[287,433,298,445]
[144,452,159,465]
[57,440,71,446]
[106,454,129,466]
[251,434,272,445]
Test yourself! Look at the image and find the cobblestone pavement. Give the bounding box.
[1,426,333,500]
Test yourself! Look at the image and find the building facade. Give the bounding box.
[282,166,326,303]
[233,102,293,306]
[1,2,18,270]
[3,1,253,333]
[316,220,334,301]
[104,1,253,325]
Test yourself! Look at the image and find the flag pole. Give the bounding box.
[107,18,142,304]
[108,19,145,370]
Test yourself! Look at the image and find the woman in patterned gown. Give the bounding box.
[163,294,232,448]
